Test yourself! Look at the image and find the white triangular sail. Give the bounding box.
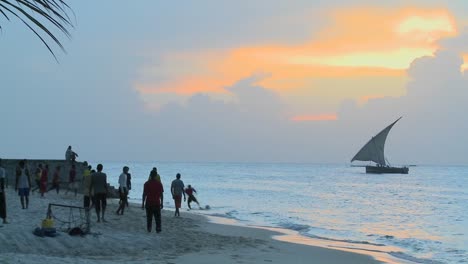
[351,117,402,166]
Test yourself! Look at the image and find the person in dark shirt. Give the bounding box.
[142,172,164,233]
[91,164,108,223]
[125,170,131,208]
[49,166,61,194]
[185,185,200,210]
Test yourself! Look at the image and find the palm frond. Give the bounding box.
[0,0,73,60]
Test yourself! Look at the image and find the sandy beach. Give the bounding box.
[0,187,381,264]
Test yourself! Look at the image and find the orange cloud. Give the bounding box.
[136,7,458,103]
[291,114,338,122]
[359,95,386,104]
[462,54,468,72]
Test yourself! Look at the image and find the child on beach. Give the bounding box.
[39,164,49,197]
[185,185,201,210]
[31,164,42,193]
[15,160,31,209]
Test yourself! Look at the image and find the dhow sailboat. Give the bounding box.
[351,117,409,174]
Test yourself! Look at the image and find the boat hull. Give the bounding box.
[365,166,409,174]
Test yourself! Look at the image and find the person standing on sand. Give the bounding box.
[0,159,8,224]
[31,164,42,193]
[49,166,61,194]
[142,171,164,233]
[116,166,129,215]
[39,164,49,197]
[170,173,185,217]
[91,164,108,223]
[15,160,31,209]
[126,169,131,208]
[185,185,201,210]
[66,164,78,196]
[82,165,92,208]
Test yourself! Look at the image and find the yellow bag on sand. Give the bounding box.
[41,218,54,228]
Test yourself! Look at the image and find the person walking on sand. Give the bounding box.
[39,164,49,197]
[91,164,108,223]
[31,164,42,193]
[126,169,132,208]
[142,171,164,233]
[15,160,31,209]
[0,159,8,224]
[66,164,78,196]
[49,166,61,194]
[82,165,92,209]
[171,173,185,217]
[185,185,201,210]
[116,166,129,215]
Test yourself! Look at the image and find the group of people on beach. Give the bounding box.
[0,145,202,233]
[79,163,199,232]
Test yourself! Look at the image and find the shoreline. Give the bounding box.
[199,214,411,264]
[0,187,386,264]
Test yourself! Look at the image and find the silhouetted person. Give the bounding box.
[82,165,92,208]
[39,164,49,197]
[126,169,132,207]
[142,171,164,233]
[15,160,31,209]
[31,164,42,193]
[0,159,8,224]
[116,166,129,215]
[91,164,108,223]
[49,166,61,194]
[65,146,79,162]
[171,173,185,217]
[185,185,200,209]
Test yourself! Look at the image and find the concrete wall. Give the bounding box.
[0,159,118,198]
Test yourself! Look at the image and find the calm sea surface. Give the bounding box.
[99,162,467,264]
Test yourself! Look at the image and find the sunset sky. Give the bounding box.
[1,0,468,165]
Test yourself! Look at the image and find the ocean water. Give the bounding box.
[99,162,467,264]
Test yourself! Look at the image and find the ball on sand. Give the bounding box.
[205,205,210,210]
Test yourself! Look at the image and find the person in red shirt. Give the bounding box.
[142,172,164,233]
[185,185,200,210]
[39,164,49,197]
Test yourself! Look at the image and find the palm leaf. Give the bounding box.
[0,0,73,60]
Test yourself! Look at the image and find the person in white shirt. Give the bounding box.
[116,166,129,215]
[0,158,8,224]
[15,160,31,210]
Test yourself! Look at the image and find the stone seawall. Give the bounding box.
[0,159,119,198]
